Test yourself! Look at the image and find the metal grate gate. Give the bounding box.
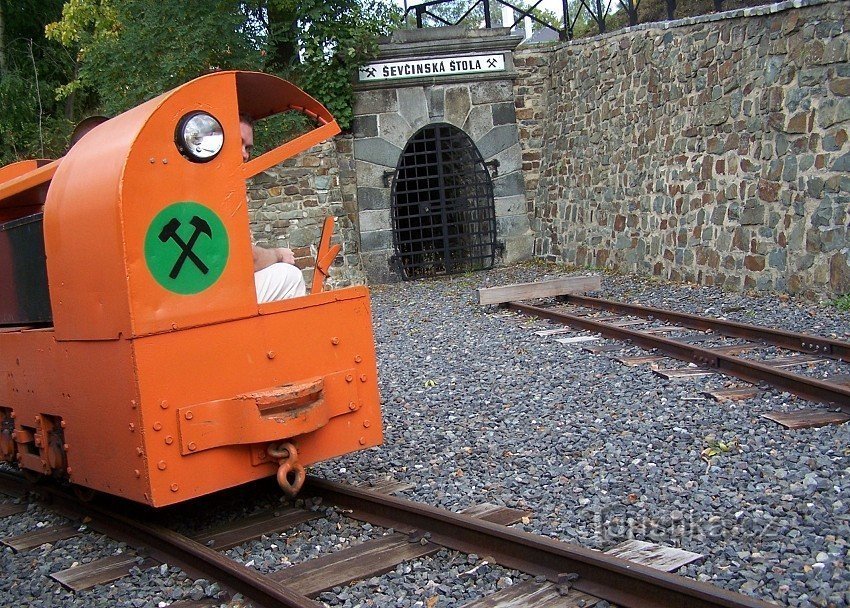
[391,123,497,279]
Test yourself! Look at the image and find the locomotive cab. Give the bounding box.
[0,72,383,506]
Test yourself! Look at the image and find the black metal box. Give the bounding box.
[0,213,52,325]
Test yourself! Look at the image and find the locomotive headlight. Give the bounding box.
[175,112,224,162]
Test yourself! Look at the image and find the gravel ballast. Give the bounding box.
[1,263,848,607]
[313,264,850,608]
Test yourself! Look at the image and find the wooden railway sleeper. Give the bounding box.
[268,441,306,498]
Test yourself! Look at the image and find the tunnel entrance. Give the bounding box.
[391,123,497,279]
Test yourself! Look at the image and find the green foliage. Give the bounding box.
[47,0,264,116]
[274,0,401,130]
[833,294,850,311]
[0,0,77,164]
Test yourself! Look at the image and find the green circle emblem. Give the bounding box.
[144,202,229,294]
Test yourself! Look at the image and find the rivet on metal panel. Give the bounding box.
[345,374,353,383]
[188,442,197,451]
[359,374,368,382]
[358,437,366,445]
[331,337,340,345]
[355,355,363,363]
[131,400,137,409]
[134,469,141,478]
[10,412,14,419]
[160,400,169,410]
[157,460,167,470]
[153,422,162,431]
[136,447,144,456]
[60,420,67,429]
[171,323,178,330]
[149,158,155,164]
[267,351,276,359]
[363,420,371,428]
[63,443,69,450]
[34,415,41,422]
[162,158,168,164]
[165,436,174,445]
[128,423,135,432]
[66,467,72,475]
[185,411,194,420]
[348,401,357,411]
[170,484,179,492]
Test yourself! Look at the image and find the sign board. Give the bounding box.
[359,54,506,82]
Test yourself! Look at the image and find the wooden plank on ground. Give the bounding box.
[0,504,25,518]
[271,533,437,595]
[461,503,530,526]
[461,579,598,607]
[762,354,828,368]
[605,540,703,571]
[271,502,530,596]
[583,344,623,354]
[477,277,601,305]
[534,327,573,337]
[166,600,222,608]
[653,367,714,379]
[605,319,649,328]
[616,355,666,366]
[555,336,601,345]
[706,344,760,355]
[359,480,415,495]
[704,387,759,402]
[192,508,318,551]
[762,409,850,429]
[2,525,79,551]
[51,555,159,591]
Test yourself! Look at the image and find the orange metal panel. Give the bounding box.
[0,160,59,222]
[131,287,382,506]
[0,330,150,502]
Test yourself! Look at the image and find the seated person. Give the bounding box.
[241,114,306,303]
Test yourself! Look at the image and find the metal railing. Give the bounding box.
[404,0,724,41]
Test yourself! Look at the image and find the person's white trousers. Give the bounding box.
[254,263,306,303]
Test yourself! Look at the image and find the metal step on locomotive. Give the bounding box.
[0,71,383,507]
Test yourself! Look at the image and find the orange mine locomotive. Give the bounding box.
[0,71,383,507]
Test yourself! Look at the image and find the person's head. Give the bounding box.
[68,115,109,152]
[239,113,254,162]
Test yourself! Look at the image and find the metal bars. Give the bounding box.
[391,123,497,279]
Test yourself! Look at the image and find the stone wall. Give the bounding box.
[351,28,534,283]
[248,134,365,288]
[524,0,850,297]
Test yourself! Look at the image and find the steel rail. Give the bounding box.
[560,294,850,362]
[305,477,774,608]
[0,472,319,608]
[507,301,850,409]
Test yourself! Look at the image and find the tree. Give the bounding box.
[46,0,263,116]
[0,0,76,164]
[45,0,400,130]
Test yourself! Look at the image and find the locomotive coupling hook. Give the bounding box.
[267,441,306,498]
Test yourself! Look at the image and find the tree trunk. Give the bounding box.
[665,0,676,19]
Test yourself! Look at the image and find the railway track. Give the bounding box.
[506,295,850,423]
[0,471,776,608]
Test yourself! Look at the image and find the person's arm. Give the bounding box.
[253,245,295,272]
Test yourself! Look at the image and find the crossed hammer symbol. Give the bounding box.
[158,216,212,279]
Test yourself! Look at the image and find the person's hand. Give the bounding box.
[276,247,295,265]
